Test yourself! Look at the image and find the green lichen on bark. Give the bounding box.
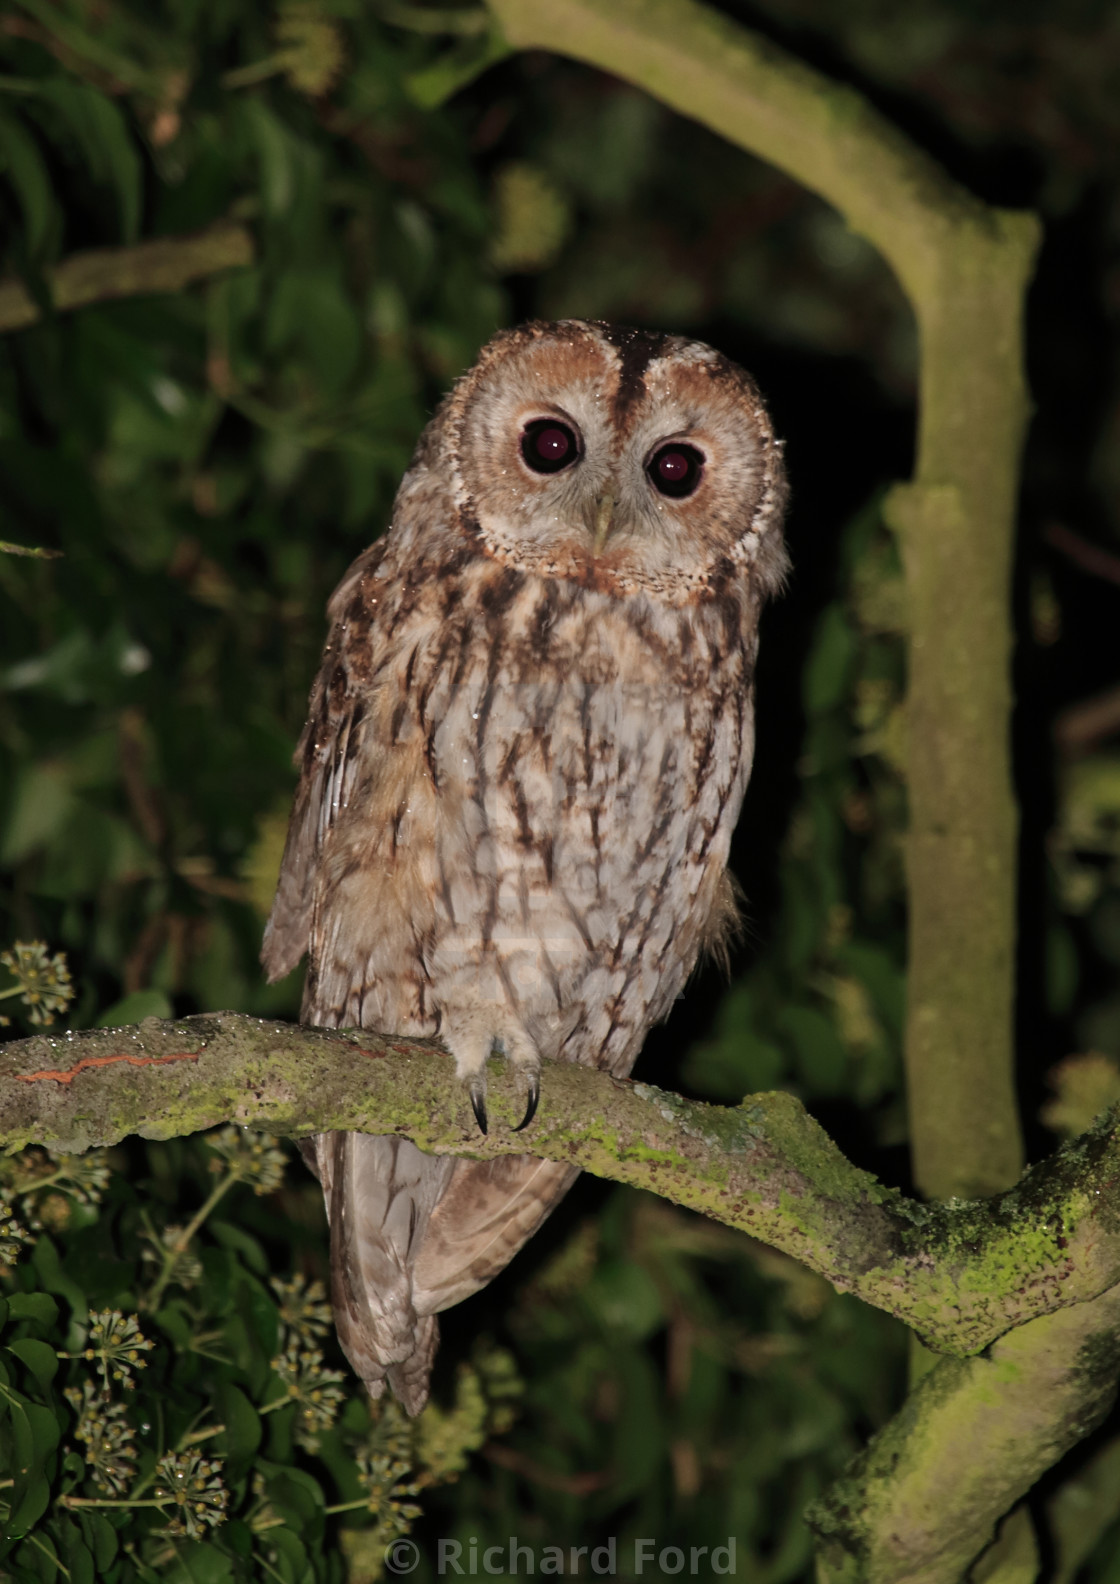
[6,1012,1120,1365]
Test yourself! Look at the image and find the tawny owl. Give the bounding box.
[261,320,787,1414]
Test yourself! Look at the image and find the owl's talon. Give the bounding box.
[469,1081,488,1135]
[513,1075,540,1133]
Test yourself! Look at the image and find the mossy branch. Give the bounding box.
[0,222,254,334]
[811,1285,1120,1584]
[3,1011,1120,1365]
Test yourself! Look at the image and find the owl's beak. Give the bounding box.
[592,493,614,552]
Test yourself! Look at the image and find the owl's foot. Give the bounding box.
[468,1076,489,1135]
[513,1071,539,1132]
[465,1068,538,1134]
[451,1030,541,1136]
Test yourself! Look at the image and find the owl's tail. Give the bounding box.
[310,1130,581,1415]
[319,1130,454,1416]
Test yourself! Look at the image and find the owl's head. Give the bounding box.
[437,320,788,602]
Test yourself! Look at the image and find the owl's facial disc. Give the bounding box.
[447,321,786,598]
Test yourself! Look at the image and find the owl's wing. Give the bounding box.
[412,1156,581,1313]
[260,540,388,984]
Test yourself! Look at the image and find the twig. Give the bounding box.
[376,1,490,34]
[1054,683,1120,756]
[0,222,254,335]
[1046,522,1120,589]
[0,540,62,558]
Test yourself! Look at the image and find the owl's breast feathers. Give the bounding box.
[264,518,758,1072]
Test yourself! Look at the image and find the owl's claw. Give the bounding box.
[469,1079,489,1135]
[513,1073,540,1133]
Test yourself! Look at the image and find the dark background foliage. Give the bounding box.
[1,1,1119,1579]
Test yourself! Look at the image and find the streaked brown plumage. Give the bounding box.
[262,320,787,1413]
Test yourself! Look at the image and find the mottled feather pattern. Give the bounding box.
[263,320,787,1412]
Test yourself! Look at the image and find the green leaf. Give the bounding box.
[5,1295,59,1329]
[255,1459,326,1530]
[6,1338,59,1393]
[9,0,160,96]
[5,1400,59,1536]
[0,111,55,258]
[77,1511,118,1573]
[263,1527,312,1584]
[34,82,141,242]
[775,1004,849,1096]
[95,987,173,1027]
[215,1381,261,1468]
[15,1529,61,1581]
[60,1529,95,1584]
[803,603,857,716]
[209,1219,268,1274]
[404,27,511,109]
[584,1261,664,1342]
[0,761,77,866]
[608,1347,665,1501]
[30,1236,88,1322]
[241,98,297,218]
[161,1541,236,1584]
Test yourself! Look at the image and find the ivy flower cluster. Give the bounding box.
[355,1452,423,1542]
[269,1340,348,1452]
[64,1379,138,1495]
[206,1125,288,1195]
[153,1449,230,1539]
[0,940,75,1025]
[80,1308,156,1390]
[0,1200,30,1268]
[2,1146,112,1231]
[140,1221,203,1290]
[271,1272,334,1341]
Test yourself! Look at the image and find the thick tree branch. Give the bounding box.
[0,222,254,334]
[811,1284,1120,1584]
[3,1012,1120,1364]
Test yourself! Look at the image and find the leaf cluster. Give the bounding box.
[0,1128,524,1583]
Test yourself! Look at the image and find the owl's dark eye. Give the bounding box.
[521,419,580,475]
[648,443,704,499]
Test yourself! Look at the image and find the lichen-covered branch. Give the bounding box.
[3,1012,1120,1363]
[0,221,254,334]
[811,1285,1120,1584]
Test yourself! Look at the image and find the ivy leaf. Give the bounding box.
[4,1399,59,1539]
[215,1382,261,1471]
[5,1295,59,1329]
[161,1541,237,1584]
[76,1510,118,1572]
[6,1339,59,1394]
[59,1528,95,1584]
